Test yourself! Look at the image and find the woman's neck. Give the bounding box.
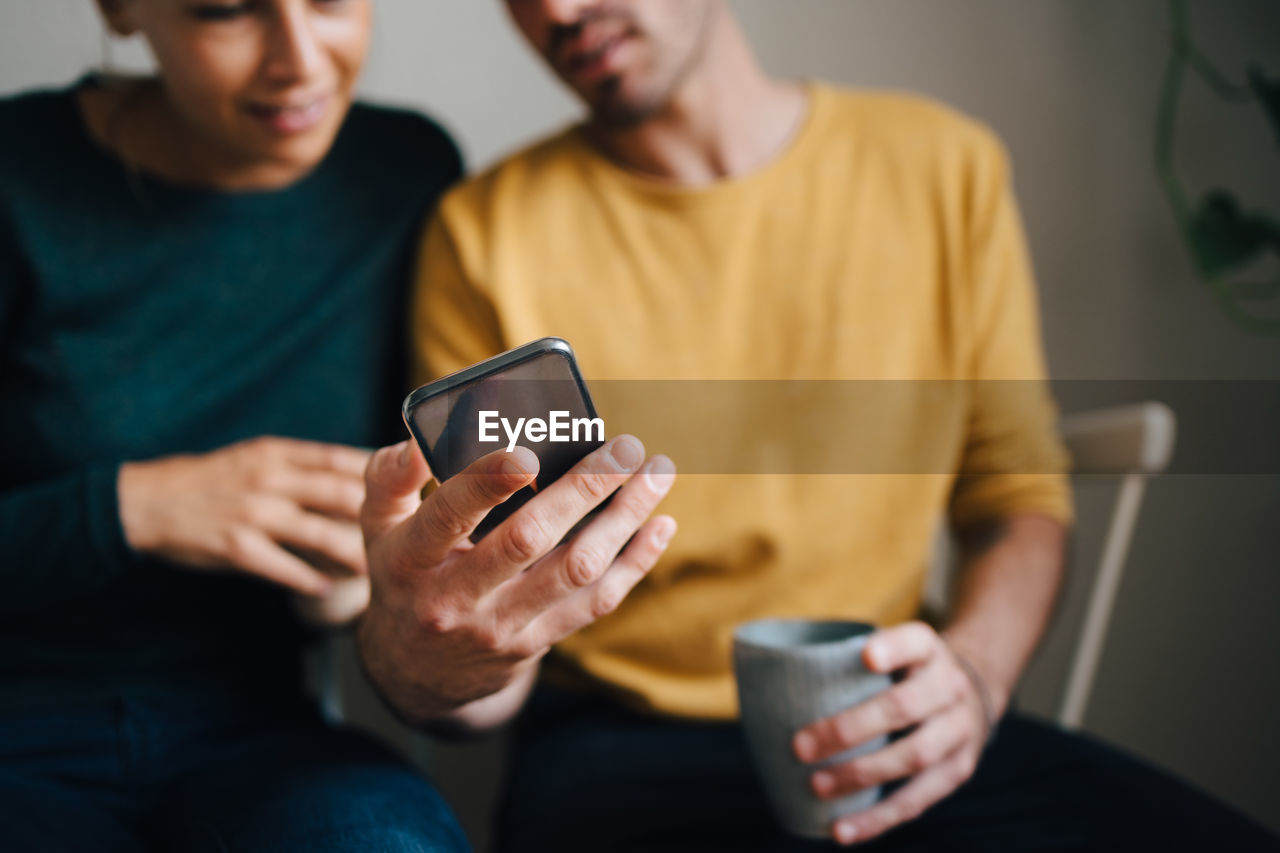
[77,76,312,192]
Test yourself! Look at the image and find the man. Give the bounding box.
[360,1,1279,849]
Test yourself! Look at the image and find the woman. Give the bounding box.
[0,1,467,849]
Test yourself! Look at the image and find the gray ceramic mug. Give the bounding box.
[733,619,892,840]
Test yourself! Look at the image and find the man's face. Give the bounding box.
[504,0,718,126]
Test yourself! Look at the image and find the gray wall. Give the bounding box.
[3,0,1277,841]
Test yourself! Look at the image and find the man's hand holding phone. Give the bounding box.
[358,435,676,733]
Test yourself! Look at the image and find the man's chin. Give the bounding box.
[587,83,665,128]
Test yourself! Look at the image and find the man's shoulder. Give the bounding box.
[436,127,588,225]
[815,84,1010,173]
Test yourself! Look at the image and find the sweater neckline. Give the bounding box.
[62,74,347,216]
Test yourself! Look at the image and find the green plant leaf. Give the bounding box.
[1186,191,1280,278]
[1247,65,1280,145]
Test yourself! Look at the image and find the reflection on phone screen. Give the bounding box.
[408,350,604,541]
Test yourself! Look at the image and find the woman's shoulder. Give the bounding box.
[0,81,80,149]
[339,101,463,178]
[0,81,74,113]
[0,81,89,202]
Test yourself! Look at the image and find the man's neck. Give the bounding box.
[582,17,809,188]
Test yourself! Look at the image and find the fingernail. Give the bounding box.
[397,441,411,468]
[865,642,886,671]
[653,519,676,549]
[608,435,644,471]
[813,771,834,796]
[794,731,816,761]
[835,822,858,844]
[501,455,530,479]
[644,455,675,494]
[500,447,538,481]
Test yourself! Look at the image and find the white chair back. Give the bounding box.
[923,401,1176,729]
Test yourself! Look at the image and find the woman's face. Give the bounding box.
[102,0,371,186]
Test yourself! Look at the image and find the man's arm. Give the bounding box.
[415,666,540,739]
[792,125,1072,845]
[943,514,1067,716]
[791,515,1066,845]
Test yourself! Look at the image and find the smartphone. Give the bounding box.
[403,337,606,542]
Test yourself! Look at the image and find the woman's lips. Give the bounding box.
[244,94,331,135]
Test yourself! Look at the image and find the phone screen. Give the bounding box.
[405,343,604,541]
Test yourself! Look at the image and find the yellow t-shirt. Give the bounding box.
[412,83,1072,721]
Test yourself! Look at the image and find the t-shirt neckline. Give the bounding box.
[567,80,832,205]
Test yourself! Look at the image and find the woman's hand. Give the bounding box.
[118,437,371,600]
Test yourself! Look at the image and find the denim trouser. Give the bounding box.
[0,692,469,852]
[497,685,1279,853]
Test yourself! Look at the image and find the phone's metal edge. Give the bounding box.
[400,336,599,480]
[401,337,571,416]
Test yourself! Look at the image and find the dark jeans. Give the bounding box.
[0,691,469,853]
[497,685,1279,853]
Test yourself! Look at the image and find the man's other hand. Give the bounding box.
[358,436,676,730]
[792,621,1003,846]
